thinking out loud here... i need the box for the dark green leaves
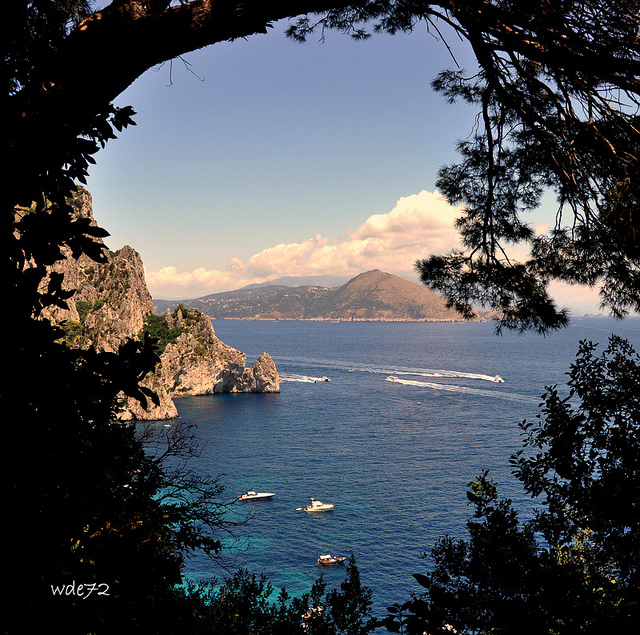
[412,573,431,589]
[416,252,570,334]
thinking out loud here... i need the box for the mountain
[154,270,483,322]
[242,274,351,290]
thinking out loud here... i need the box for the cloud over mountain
[145,190,602,313]
[146,190,462,297]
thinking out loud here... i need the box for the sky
[85,16,603,314]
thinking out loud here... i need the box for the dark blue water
[171,317,639,615]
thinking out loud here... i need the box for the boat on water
[318,554,346,565]
[387,375,400,382]
[239,491,275,501]
[493,375,504,383]
[304,498,334,512]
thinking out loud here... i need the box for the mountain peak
[154,270,483,323]
[341,269,398,287]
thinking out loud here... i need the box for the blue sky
[85,17,601,313]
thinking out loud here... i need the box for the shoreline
[209,316,487,323]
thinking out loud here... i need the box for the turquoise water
[169,317,640,615]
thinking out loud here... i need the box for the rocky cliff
[44,189,279,420]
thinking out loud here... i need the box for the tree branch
[50,1,355,107]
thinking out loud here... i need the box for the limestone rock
[43,188,280,420]
[248,353,280,393]
[118,372,179,421]
[159,312,280,396]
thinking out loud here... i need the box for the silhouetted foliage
[326,555,377,635]
[4,6,234,630]
[182,556,375,635]
[382,335,640,634]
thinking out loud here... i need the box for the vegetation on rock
[142,313,185,356]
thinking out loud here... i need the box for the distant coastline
[153,269,489,323]
[208,316,481,323]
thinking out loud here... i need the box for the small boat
[494,375,504,383]
[239,490,275,501]
[304,498,334,513]
[387,375,400,382]
[318,554,346,565]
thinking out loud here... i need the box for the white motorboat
[239,490,275,501]
[494,375,504,383]
[318,554,346,565]
[304,498,334,513]
[387,375,400,382]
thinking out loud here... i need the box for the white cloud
[147,264,253,296]
[146,190,463,297]
[246,234,331,277]
[350,190,460,243]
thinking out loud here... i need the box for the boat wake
[280,373,331,384]
[385,376,536,403]
[276,355,515,399]
[401,370,504,383]
[276,355,503,383]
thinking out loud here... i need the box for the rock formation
[43,188,279,420]
[156,307,279,398]
[119,307,279,421]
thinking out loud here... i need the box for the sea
[163,317,640,617]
